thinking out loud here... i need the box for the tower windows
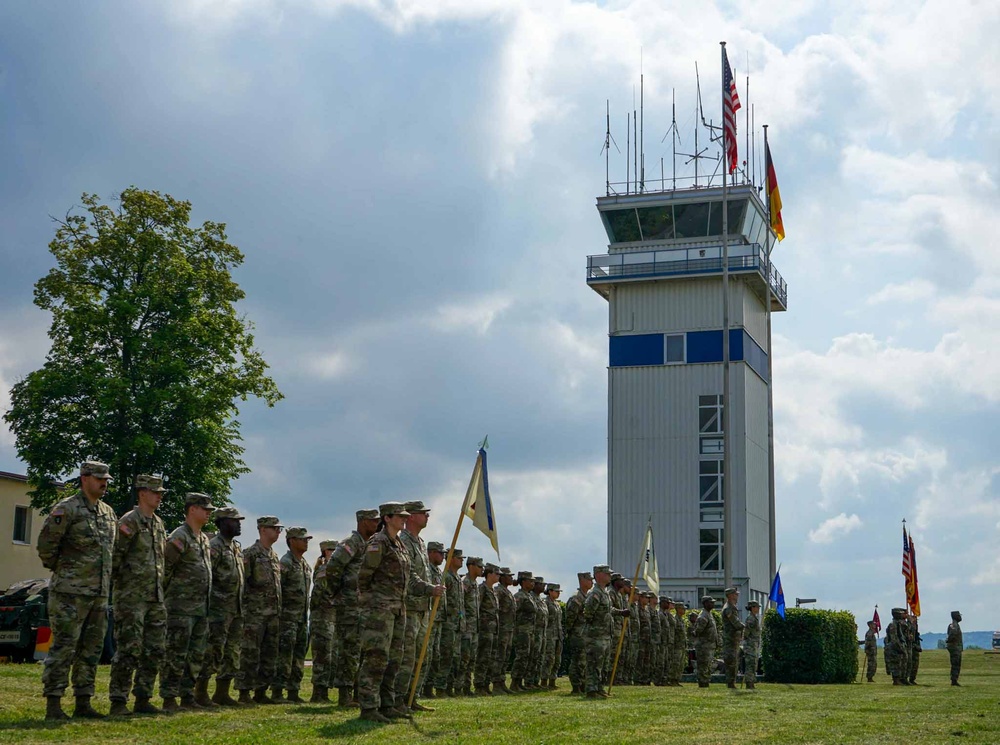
[665,334,685,363]
[699,528,724,571]
[699,394,724,569]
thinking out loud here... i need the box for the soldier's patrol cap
[951,610,961,619]
[403,500,430,513]
[467,556,484,568]
[286,527,312,540]
[214,506,244,520]
[665,597,675,604]
[891,607,905,615]
[185,493,215,510]
[257,516,283,528]
[533,576,544,586]
[622,578,632,586]
[517,571,534,582]
[484,563,500,575]
[659,596,670,603]
[356,509,379,521]
[724,587,739,595]
[866,619,875,626]
[701,595,715,604]
[547,584,561,593]
[610,572,623,582]
[499,567,513,576]
[320,539,339,550]
[379,502,410,517]
[450,548,464,559]
[135,474,168,492]
[746,601,760,609]
[578,571,593,581]
[80,461,113,480]
[427,541,445,553]
[675,600,686,607]
[593,564,611,575]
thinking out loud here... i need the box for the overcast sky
[1,0,997,633]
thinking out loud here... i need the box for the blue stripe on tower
[609,334,664,367]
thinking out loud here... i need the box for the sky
[1,0,998,633]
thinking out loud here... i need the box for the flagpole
[764,561,782,615]
[607,527,646,696]
[720,40,734,591]
[764,124,777,585]
[407,462,478,708]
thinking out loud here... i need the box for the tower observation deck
[589,180,786,608]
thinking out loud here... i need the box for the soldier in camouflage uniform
[946,610,963,686]
[646,593,661,684]
[635,592,651,684]
[908,614,922,684]
[692,596,719,688]
[863,620,878,682]
[544,584,563,689]
[308,539,338,702]
[160,493,215,711]
[420,541,447,698]
[236,516,283,704]
[742,600,761,689]
[583,565,629,698]
[509,571,536,692]
[625,580,641,684]
[492,567,515,694]
[395,501,438,713]
[436,548,465,697]
[607,574,627,685]
[326,508,380,708]
[356,502,443,723]
[720,587,744,689]
[474,563,500,695]
[656,597,674,685]
[564,572,592,694]
[197,506,245,708]
[526,575,548,690]
[672,601,688,685]
[107,474,167,716]
[37,461,117,720]
[884,608,907,685]
[274,527,312,702]
[460,557,484,695]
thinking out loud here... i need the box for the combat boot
[161,697,180,712]
[286,689,304,703]
[45,696,68,721]
[195,678,219,708]
[359,708,391,723]
[337,686,359,708]
[133,697,161,714]
[254,687,275,705]
[475,684,492,696]
[493,681,510,695]
[745,681,755,690]
[213,679,240,707]
[178,694,204,711]
[508,679,522,693]
[384,706,412,720]
[422,683,435,699]
[309,685,329,703]
[410,700,435,712]
[269,686,287,703]
[570,684,580,694]
[108,699,131,717]
[548,678,558,690]
[237,689,255,706]
[73,696,106,719]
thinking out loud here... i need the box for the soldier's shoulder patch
[367,544,381,552]
[119,522,134,536]
[342,543,354,556]
[50,507,64,517]
[170,537,185,551]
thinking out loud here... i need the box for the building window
[700,528,724,571]
[699,394,723,434]
[13,505,30,544]
[665,334,685,363]
[699,461,724,522]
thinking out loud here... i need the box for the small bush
[761,608,859,684]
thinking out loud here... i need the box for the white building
[587,182,786,608]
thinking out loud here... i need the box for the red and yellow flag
[902,525,920,617]
[765,142,785,241]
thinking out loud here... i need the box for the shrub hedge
[761,608,859,683]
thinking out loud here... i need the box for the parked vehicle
[0,578,49,662]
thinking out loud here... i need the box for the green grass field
[0,650,996,744]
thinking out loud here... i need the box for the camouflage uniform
[544,589,563,683]
[564,584,588,691]
[309,547,337,692]
[277,544,312,694]
[582,574,613,695]
[626,595,640,683]
[743,607,761,687]
[720,594,744,687]
[37,487,117,699]
[395,526,435,707]
[945,612,962,685]
[419,547,447,693]
[672,607,689,684]
[200,530,244,687]
[657,602,673,684]
[326,529,367,692]
[908,618,921,684]
[608,582,627,684]
[437,562,465,692]
[236,533,282,693]
[492,572,515,690]
[475,577,499,691]
[509,576,536,685]
[460,567,482,691]
[528,582,548,686]
[108,504,166,703]
[884,609,906,684]
[647,598,661,684]
[692,603,718,686]
[160,518,213,699]
[637,598,651,683]
[863,625,877,682]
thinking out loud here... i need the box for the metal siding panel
[614,279,751,335]
[742,284,768,349]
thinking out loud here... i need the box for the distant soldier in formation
[395,501,438,713]
[624,579,640,684]
[160,493,214,711]
[421,541,447,698]
[863,620,878,682]
[742,601,761,689]
[607,574,627,685]
[907,614,922,685]
[884,608,907,685]
[460,556,484,695]
[692,596,718,688]
[437,548,465,697]
[582,565,628,698]
[474,563,500,695]
[509,571,536,692]
[527,575,549,690]
[564,572,591,694]
[275,527,312,703]
[720,587,744,689]
[237,516,283,704]
[637,592,653,684]
[308,539,338,702]
[37,461,117,720]
[946,610,963,686]
[671,601,688,686]
[656,597,674,686]
[492,567,516,694]
[108,474,167,717]
[198,505,246,708]
[544,584,563,689]
[326,508,380,708]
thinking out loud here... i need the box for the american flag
[902,525,921,616]
[722,48,742,175]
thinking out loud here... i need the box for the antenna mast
[601,99,620,196]
[626,112,630,194]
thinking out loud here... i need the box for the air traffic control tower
[587,182,787,608]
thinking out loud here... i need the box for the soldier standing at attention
[308,539,338,702]
[582,565,629,698]
[37,461,117,721]
[946,610,963,686]
[863,620,878,682]
[564,572,592,694]
[108,474,167,717]
[635,592,651,684]
[198,506,245,708]
[274,527,312,703]
[356,503,443,723]
[436,548,465,697]
[460,557,484,696]
[544,584,563,690]
[236,516,283,704]
[646,593,660,685]
[508,572,536,692]
[607,574,628,686]
[160,493,215,711]
[420,541,447,698]
[692,596,719,688]
[664,598,681,686]
[742,601,761,689]
[908,614,922,684]
[721,587,744,689]
[527,575,548,690]
[672,601,688,685]
[326,509,380,708]
[474,563,501,695]
[624,579,640,684]
[395,501,437,713]
[656,597,674,686]
[491,567,516,695]
[884,608,907,685]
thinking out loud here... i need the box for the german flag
[765,142,785,241]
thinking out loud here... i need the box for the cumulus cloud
[809,513,863,544]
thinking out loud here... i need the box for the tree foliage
[3,188,283,526]
[761,608,860,684]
